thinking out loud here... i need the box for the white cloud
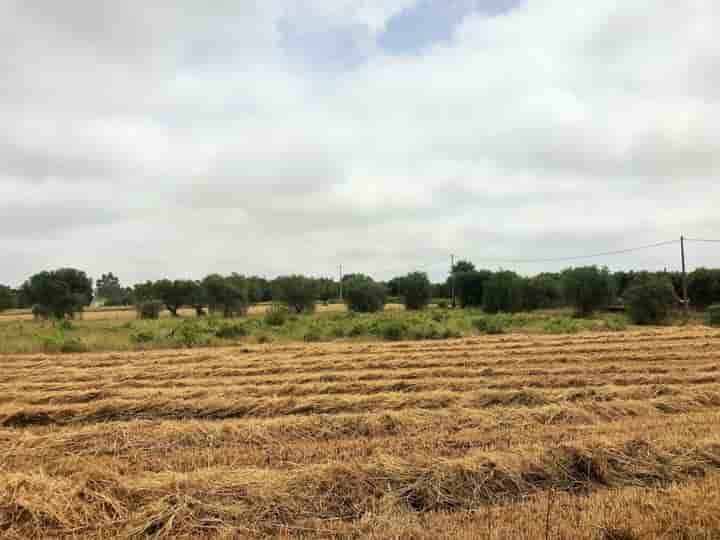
[1,0,719,286]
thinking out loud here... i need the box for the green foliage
[472,316,505,335]
[398,272,432,311]
[58,319,74,331]
[130,330,156,343]
[343,275,387,313]
[171,320,210,348]
[604,314,628,331]
[436,300,448,309]
[154,279,197,317]
[455,270,493,307]
[203,274,248,317]
[381,320,407,341]
[21,268,93,319]
[264,304,289,326]
[562,266,614,317]
[303,327,324,342]
[95,272,131,306]
[482,271,525,314]
[625,275,677,325]
[136,300,163,320]
[452,260,476,274]
[273,275,317,314]
[524,273,563,310]
[688,268,720,308]
[706,305,720,327]
[0,285,17,312]
[543,317,580,334]
[43,333,88,353]
[214,323,248,339]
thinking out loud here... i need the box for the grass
[1,326,720,538]
[0,307,634,354]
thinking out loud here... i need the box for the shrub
[264,304,289,326]
[688,268,720,308]
[171,320,210,348]
[58,319,74,331]
[398,272,432,311]
[331,325,346,338]
[381,320,407,341]
[303,327,323,342]
[473,316,505,335]
[455,270,493,307]
[130,330,155,343]
[273,275,317,314]
[136,300,163,320]
[436,300,448,309]
[604,314,628,331]
[543,317,580,334]
[43,335,88,353]
[348,323,368,337]
[625,275,677,325]
[706,304,720,327]
[482,271,525,314]
[215,323,248,339]
[343,275,387,313]
[562,266,614,317]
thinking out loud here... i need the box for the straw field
[2,326,720,538]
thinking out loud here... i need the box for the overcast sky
[1,1,719,286]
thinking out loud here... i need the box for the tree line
[1,262,719,324]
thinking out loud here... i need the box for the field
[0,306,631,355]
[2,325,720,538]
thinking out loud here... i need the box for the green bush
[330,325,346,338]
[273,275,318,314]
[303,327,324,342]
[264,304,289,326]
[130,330,155,343]
[625,275,677,325]
[343,275,386,313]
[455,270,493,307]
[215,323,248,339]
[706,305,720,327]
[43,335,88,353]
[171,320,210,348]
[543,317,580,334]
[562,266,614,317]
[58,319,74,331]
[604,315,628,331]
[398,272,432,311]
[348,323,368,337]
[136,300,163,320]
[473,316,505,335]
[482,271,525,314]
[436,300,448,309]
[381,320,407,341]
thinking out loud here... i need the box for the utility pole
[450,254,456,308]
[338,264,343,301]
[681,236,689,318]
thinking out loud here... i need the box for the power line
[465,239,679,265]
[685,238,720,243]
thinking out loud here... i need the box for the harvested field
[2,326,720,538]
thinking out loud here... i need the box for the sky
[1,0,719,287]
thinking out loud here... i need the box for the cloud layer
[2,0,719,286]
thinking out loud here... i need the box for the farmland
[2,326,720,538]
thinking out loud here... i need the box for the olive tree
[273,275,318,314]
[561,266,614,317]
[343,275,386,313]
[398,272,432,311]
[21,268,93,319]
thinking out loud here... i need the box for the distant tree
[625,274,677,325]
[455,270,493,307]
[203,274,248,317]
[431,281,450,299]
[524,273,563,310]
[482,270,525,314]
[187,281,209,316]
[343,275,386,313]
[562,266,614,317]
[21,268,93,319]
[0,285,16,312]
[133,281,158,303]
[154,279,196,317]
[95,272,131,306]
[316,278,338,303]
[452,260,476,274]
[247,276,271,304]
[398,272,432,310]
[386,276,404,297]
[273,275,318,313]
[688,268,720,308]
